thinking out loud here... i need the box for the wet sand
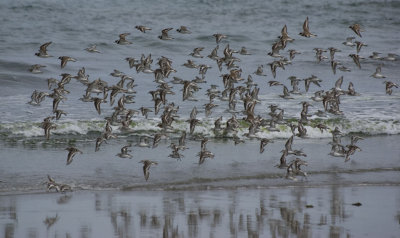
[1,185,399,238]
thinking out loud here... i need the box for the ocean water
[0,0,400,237]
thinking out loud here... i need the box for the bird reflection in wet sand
[57,194,73,204]
[43,214,59,230]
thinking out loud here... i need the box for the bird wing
[143,164,150,181]
[39,41,52,53]
[335,76,343,89]
[285,136,293,151]
[162,28,173,35]
[66,151,74,165]
[303,17,309,32]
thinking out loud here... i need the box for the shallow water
[1,0,400,237]
[1,135,399,192]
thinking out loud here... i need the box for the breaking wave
[1,116,399,140]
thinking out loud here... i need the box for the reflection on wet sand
[0,185,399,238]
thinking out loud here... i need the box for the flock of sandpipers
[25,17,398,191]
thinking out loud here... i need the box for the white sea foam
[1,117,399,139]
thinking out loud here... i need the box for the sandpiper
[325,49,336,62]
[35,41,52,58]
[342,37,356,47]
[65,147,83,165]
[254,65,267,76]
[93,97,106,115]
[95,136,107,152]
[190,47,204,58]
[330,60,341,75]
[213,33,227,44]
[115,33,132,45]
[85,45,101,53]
[349,23,363,37]
[369,52,383,60]
[183,59,198,68]
[299,17,317,37]
[239,47,251,55]
[151,134,163,148]
[54,109,67,120]
[42,121,56,140]
[349,54,361,69]
[169,143,184,160]
[139,106,152,119]
[277,150,288,168]
[137,136,151,147]
[260,138,273,153]
[279,24,295,43]
[384,53,398,61]
[207,45,219,60]
[58,56,77,69]
[268,80,283,87]
[288,49,301,60]
[371,65,386,78]
[198,150,214,165]
[279,86,294,99]
[286,158,308,180]
[316,124,329,133]
[345,145,361,162]
[135,25,152,33]
[176,26,191,34]
[338,65,351,72]
[139,160,158,181]
[29,64,46,73]
[355,41,367,53]
[304,75,322,92]
[159,28,174,40]
[116,144,133,159]
[347,82,360,96]
[384,81,399,95]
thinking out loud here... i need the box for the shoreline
[1,181,400,197]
